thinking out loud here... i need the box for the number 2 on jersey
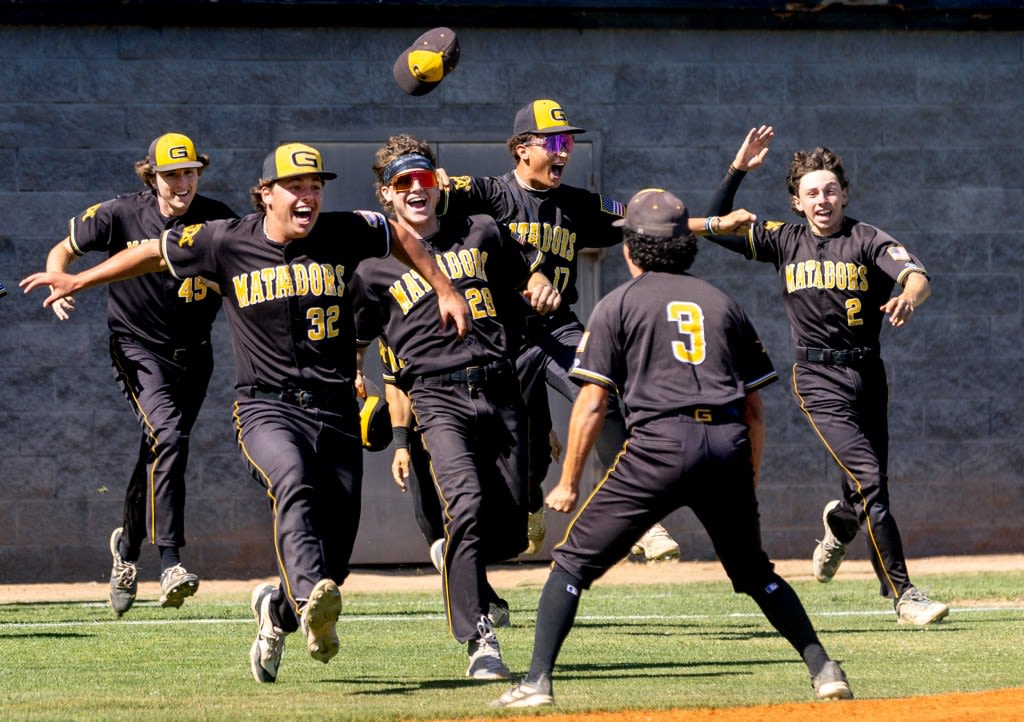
[667,301,706,365]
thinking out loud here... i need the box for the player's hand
[881,295,915,328]
[545,481,578,514]
[391,449,411,492]
[523,284,561,315]
[732,125,774,172]
[50,294,76,321]
[435,167,452,191]
[437,289,472,339]
[354,369,366,399]
[715,209,757,235]
[549,430,563,463]
[20,271,81,309]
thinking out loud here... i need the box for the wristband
[392,425,411,449]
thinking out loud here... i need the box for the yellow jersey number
[667,301,706,365]
[466,287,497,319]
[177,277,209,303]
[845,298,864,327]
[307,305,341,340]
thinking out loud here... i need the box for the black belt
[418,361,512,388]
[244,386,348,410]
[678,403,742,424]
[796,346,876,366]
[114,335,210,363]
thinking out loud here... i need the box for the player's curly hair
[786,146,849,218]
[134,155,209,190]
[623,229,698,274]
[373,134,437,213]
[507,133,534,162]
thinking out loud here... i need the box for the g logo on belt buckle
[694,408,713,423]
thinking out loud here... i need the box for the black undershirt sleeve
[704,166,750,255]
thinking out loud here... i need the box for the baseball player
[492,189,852,708]
[704,138,949,625]
[351,134,560,679]
[440,100,753,560]
[40,132,237,617]
[21,142,471,683]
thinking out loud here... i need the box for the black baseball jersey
[743,218,929,350]
[443,172,624,310]
[160,211,391,394]
[351,213,534,381]
[69,190,237,346]
[571,271,777,428]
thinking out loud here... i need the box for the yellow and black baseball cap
[393,27,460,96]
[148,132,204,172]
[261,143,338,183]
[512,99,585,136]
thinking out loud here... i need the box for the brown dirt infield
[4,555,1023,721]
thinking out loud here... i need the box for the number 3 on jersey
[307,305,340,340]
[667,301,706,365]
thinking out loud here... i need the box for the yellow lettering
[785,264,796,293]
[822,261,835,289]
[293,264,309,295]
[389,279,414,313]
[565,232,576,261]
[321,264,337,296]
[443,251,463,279]
[274,266,294,299]
[232,274,251,308]
[260,267,276,299]
[249,270,266,304]
[309,264,323,295]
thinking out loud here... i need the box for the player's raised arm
[388,221,471,339]
[21,242,166,308]
[43,237,80,320]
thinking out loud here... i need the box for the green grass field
[2,570,1022,721]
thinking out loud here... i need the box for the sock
[159,546,181,572]
[525,567,583,690]
[748,574,826,675]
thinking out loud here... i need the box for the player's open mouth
[550,164,564,180]
[407,196,429,210]
[294,208,314,221]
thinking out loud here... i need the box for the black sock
[525,567,583,690]
[159,546,181,572]
[748,574,827,677]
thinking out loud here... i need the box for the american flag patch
[355,210,385,227]
[600,195,625,218]
[887,245,911,261]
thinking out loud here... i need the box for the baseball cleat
[301,579,342,663]
[429,538,444,574]
[896,587,950,626]
[159,564,199,608]
[812,500,846,583]
[249,583,285,683]
[812,660,853,700]
[488,599,511,628]
[524,508,546,556]
[108,527,138,618]
[630,522,680,562]
[490,680,554,708]
[466,616,510,680]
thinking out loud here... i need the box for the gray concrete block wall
[0,22,1021,583]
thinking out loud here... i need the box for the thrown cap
[359,377,393,452]
[262,143,338,182]
[393,27,460,96]
[613,188,691,238]
[148,133,204,172]
[513,99,585,136]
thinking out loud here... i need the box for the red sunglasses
[390,169,438,192]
